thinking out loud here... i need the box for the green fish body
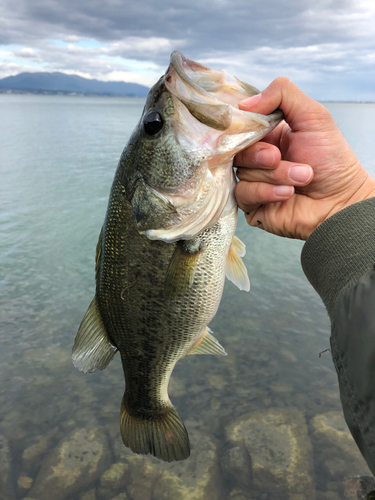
[72,51,283,462]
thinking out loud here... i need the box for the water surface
[1,95,374,499]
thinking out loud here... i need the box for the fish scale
[72,50,283,462]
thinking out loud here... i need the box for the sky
[1,0,375,101]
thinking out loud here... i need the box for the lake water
[1,95,375,500]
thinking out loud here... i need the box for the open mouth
[135,51,283,243]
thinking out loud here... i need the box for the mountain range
[0,72,149,96]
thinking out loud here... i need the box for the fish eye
[143,111,163,136]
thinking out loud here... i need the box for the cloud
[12,47,39,59]
[0,0,374,99]
[110,37,187,58]
[0,0,367,51]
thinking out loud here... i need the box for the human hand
[234,77,375,240]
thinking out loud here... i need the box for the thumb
[239,77,333,133]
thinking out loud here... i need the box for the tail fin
[120,399,190,462]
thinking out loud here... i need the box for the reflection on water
[1,95,374,499]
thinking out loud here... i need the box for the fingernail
[256,148,274,167]
[239,93,262,109]
[289,166,312,183]
[274,185,293,197]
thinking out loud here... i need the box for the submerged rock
[226,408,316,500]
[29,427,110,500]
[168,376,186,397]
[17,474,33,489]
[0,434,14,500]
[109,494,128,500]
[311,412,369,479]
[27,345,71,371]
[315,492,342,500]
[79,489,97,500]
[279,347,298,364]
[343,476,375,499]
[97,461,128,498]
[221,441,253,489]
[22,428,58,466]
[208,374,228,390]
[226,489,254,500]
[112,421,221,500]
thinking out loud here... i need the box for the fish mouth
[167,51,260,112]
[136,51,283,243]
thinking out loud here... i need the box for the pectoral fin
[72,296,117,373]
[225,236,250,291]
[188,327,227,356]
[231,235,246,257]
[164,239,203,297]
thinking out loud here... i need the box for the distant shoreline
[321,100,375,104]
[0,88,146,97]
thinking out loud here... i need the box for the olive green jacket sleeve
[301,197,375,475]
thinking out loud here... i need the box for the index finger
[239,77,333,133]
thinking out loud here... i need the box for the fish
[72,51,283,462]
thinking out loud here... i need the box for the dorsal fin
[188,327,227,356]
[72,296,117,373]
[225,236,250,291]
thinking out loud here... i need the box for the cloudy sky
[1,0,374,100]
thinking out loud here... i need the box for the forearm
[301,197,375,475]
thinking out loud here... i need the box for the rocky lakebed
[1,334,374,500]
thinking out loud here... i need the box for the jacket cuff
[301,197,375,316]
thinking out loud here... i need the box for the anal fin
[225,235,250,291]
[72,296,117,373]
[188,327,227,356]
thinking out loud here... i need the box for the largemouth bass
[72,51,282,462]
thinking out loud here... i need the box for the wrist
[323,173,375,225]
[303,170,375,241]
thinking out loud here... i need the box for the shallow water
[1,95,375,499]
